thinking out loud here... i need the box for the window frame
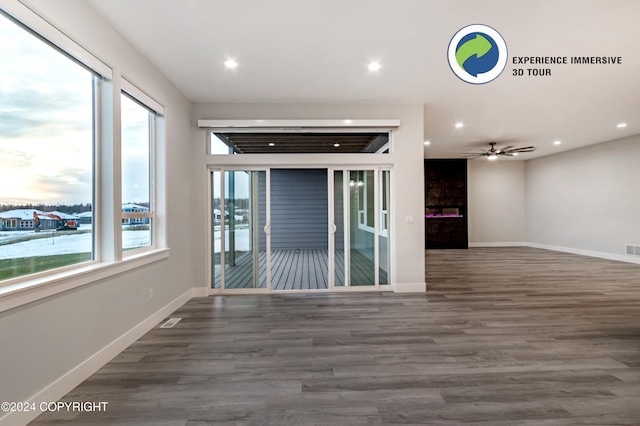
[0,0,169,313]
[357,170,375,233]
[0,8,99,281]
[120,87,160,255]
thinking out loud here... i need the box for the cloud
[25,168,93,205]
[0,86,92,140]
[0,148,35,169]
[0,15,151,207]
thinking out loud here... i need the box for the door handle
[330,223,337,234]
[263,224,270,235]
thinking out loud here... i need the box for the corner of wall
[395,281,426,293]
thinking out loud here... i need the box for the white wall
[526,134,640,259]
[0,1,196,423]
[192,103,426,292]
[468,159,526,246]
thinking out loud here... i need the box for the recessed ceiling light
[343,119,352,124]
[455,122,464,129]
[268,142,275,147]
[617,123,627,128]
[334,143,340,147]
[224,59,238,68]
[424,140,431,146]
[553,140,562,145]
[512,152,519,156]
[368,62,381,71]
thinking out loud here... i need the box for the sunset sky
[0,13,149,207]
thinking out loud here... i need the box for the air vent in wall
[625,245,640,256]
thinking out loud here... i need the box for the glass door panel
[332,168,391,287]
[212,171,222,288]
[349,170,376,286]
[379,170,391,285]
[270,168,329,290]
[225,170,267,289]
[212,167,389,291]
[211,170,267,290]
[334,171,346,287]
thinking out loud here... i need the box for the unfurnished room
[0,1,639,425]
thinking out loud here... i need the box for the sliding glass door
[332,168,391,288]
[212,169,267,290]
[211,167,390,291]
[269,169,329,290]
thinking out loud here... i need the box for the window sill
[0,248,170,313]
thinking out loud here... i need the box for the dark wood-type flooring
[32,247,640,425]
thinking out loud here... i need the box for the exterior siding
[270,169,328,250]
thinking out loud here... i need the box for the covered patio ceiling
[214,132,389,154]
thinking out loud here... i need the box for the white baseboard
[192,286,209,297]
[394,281,426,293]
[1,288,194,426]
[469,242,527,248]
[526,242,640,265]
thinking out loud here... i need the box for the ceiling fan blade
[462,153,485,158]
[507,146,536,153]
[499,146,514,152]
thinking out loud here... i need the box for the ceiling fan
[464,142,536,160]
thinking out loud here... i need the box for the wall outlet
[149,288,154,301]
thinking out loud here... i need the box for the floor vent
[626,245,640,256]
[160,318,182,328]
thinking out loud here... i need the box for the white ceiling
[87,0,640,159]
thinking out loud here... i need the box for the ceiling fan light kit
[464,142,536,160]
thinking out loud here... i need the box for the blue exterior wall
[269,169,328,250]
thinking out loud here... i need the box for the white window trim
[355,169,390,237]
[379,170,390,238]
[198,119,399,130]
[122,77,165,116]
[356,171,375,233]
[380,210,389,237]
[0,0,112,78]
[0,249,170,313]
[0,1,169,311]
[120,84,165,256]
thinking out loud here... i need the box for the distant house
[0,212,20,231]
[122,203,150,226]
[0,209,79,230]
[0,209,41,230]
[75,211,93,225]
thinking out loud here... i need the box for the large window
[121,93,154,251]
[0,12,95,281]
[0,5,165,293]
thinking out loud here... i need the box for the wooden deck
[214,249,387,290]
